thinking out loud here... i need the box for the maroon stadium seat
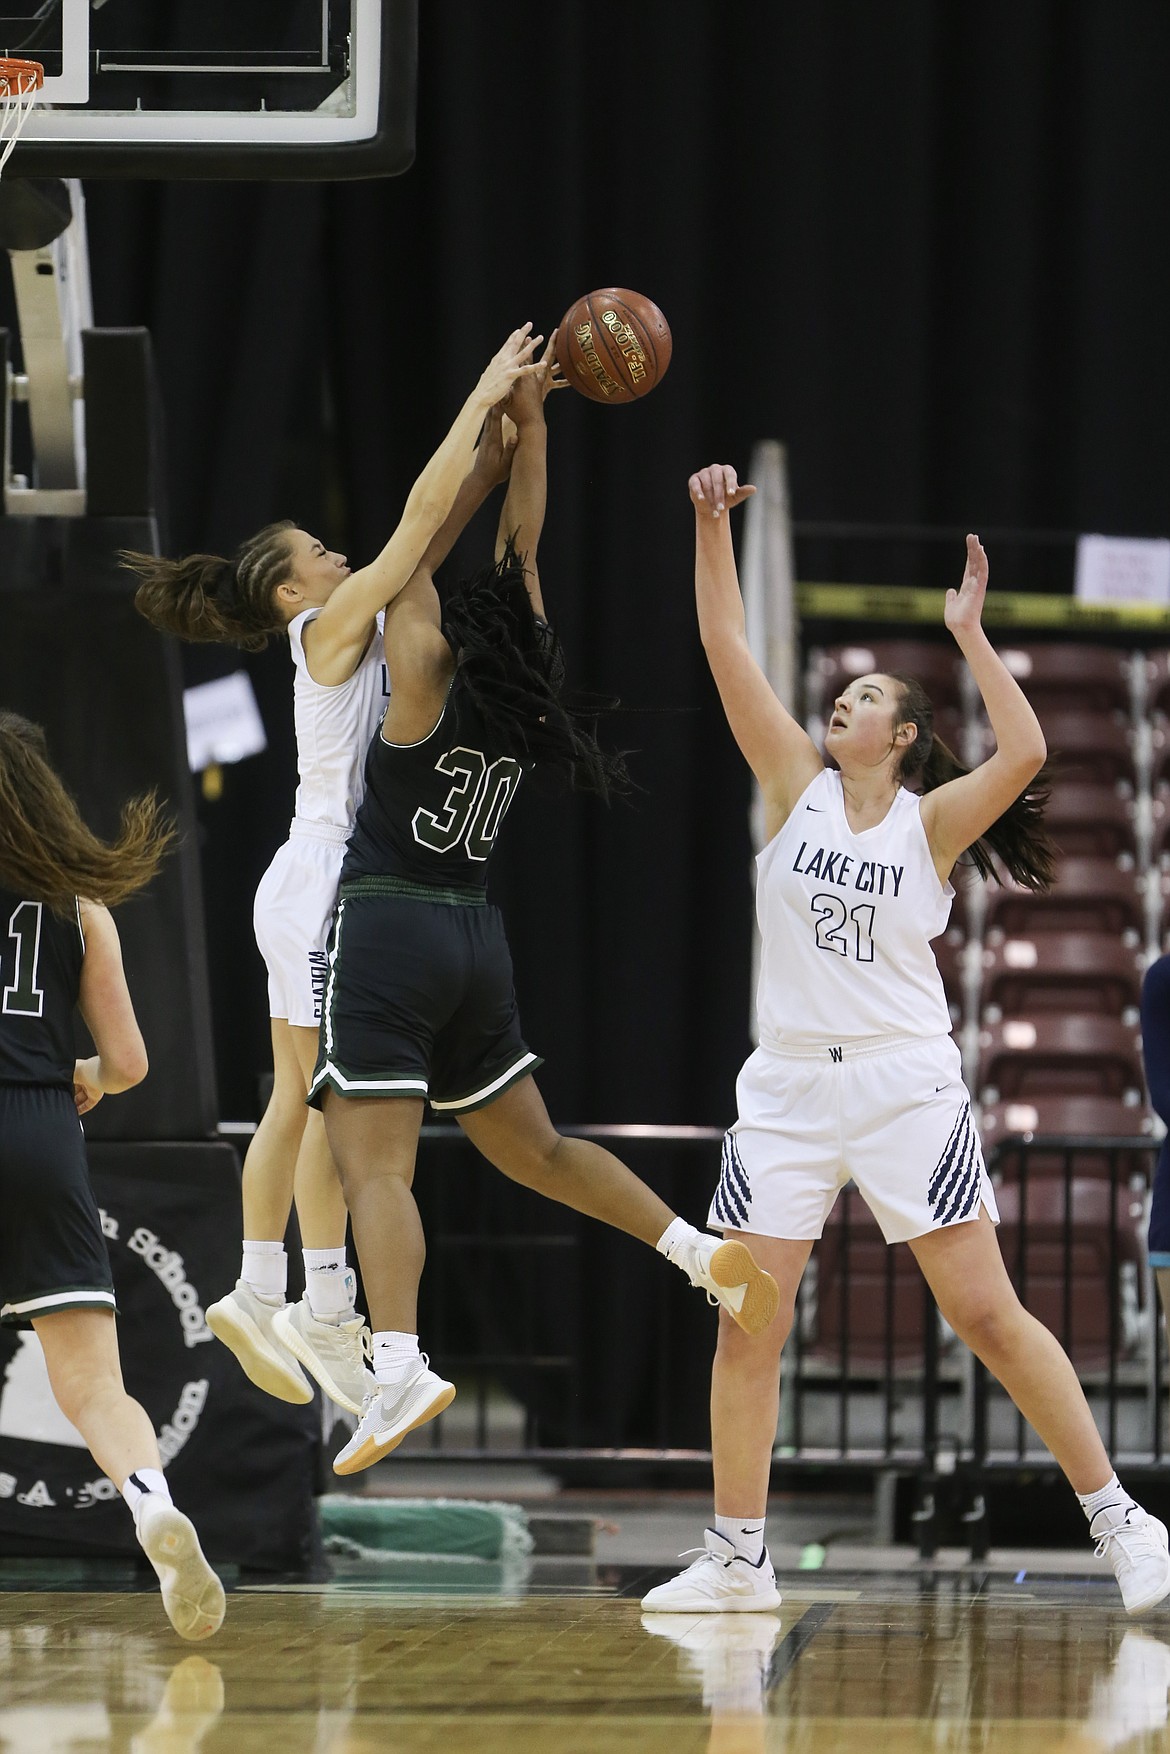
[976,1014,1145,1101]
[979,933,1144,1018]
[997,644,1133,716]
[994,1178,1144,1370]
[1044,782,1138,859]
[983,859,1145,938]
[808,1188,928,1366]
[1036,709,1136,786]
[979,1092,1152,1156]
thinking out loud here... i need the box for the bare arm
[74,902,148,1112]
[493,334,565,619]
[919,535,1047,881]
[303,325,542,685]
[690,464,823,842]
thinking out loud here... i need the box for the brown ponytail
[124,520,297,653]
[891,674,1056,892]
[0,713,175,912]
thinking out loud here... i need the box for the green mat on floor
[319,1496,533,1564]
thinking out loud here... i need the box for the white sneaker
[1095,1508,1170,1615]
[640,1528,782,1613]
[332,1357,456,1477]
[670,1235,779,1336]
[271,1300,376,1416]
[205,1280,312,1405]
[136,1497,225,1642]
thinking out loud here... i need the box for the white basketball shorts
[252,819,350,1028]
[709,1032,999,1246]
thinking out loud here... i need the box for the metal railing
[401,1125,1164,1550]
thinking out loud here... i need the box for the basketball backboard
[1,0,415,179]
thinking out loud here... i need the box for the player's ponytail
[0,712,175,912]
[892,674,1055,892]
[124,520,297,652]
[442,543,630,801]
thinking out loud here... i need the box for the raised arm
[73,901,148,1113]
[303,325,542,684]
[690,464,823,842]
[919,536,1047,880]
[493,334,565,619]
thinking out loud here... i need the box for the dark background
[47,0,1170,1124]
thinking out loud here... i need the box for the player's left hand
[689,464,756,519]
[506,332,567,425]
[945,534,989,640]
[73,1056,104,1115]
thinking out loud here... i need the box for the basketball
[554,287,672,403]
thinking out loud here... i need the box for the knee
[715,1303,791,1379]
[43,1354,117,1430]
[943,1291,1024,1362]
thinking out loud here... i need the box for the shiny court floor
[2,1555,1169,1752]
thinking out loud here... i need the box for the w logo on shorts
[928,1102,983,1225]
[712,1132,752,1229]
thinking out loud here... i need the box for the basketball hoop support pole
[4,176,91,515]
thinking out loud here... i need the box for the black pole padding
[82,327,167,522]
[0,177,72,251]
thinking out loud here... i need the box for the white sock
[373,1330,421,1390]
[656,1216,702,1262]
[122,1467,171,1520]
[1078,1473,1141,1539]
[715,1512,766,1565]
[303,1248,357,1322]
[241,1240,286,1304]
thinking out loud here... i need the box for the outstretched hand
[476,323,545,408]
[945,534,989,641]
[688,464,756,520]
[505,330,568,427]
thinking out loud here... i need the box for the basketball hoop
[0,58,43,177]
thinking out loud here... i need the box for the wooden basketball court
[2,1554,1167,1750]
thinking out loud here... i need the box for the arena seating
[802,638,1168,1369]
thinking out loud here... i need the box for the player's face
[287,529,352,604]
[824,674,903,767]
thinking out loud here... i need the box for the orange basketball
[554,287,672,404]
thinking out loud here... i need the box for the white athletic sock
[656,1217,703,1262]
[1078,1473,1141,1539]
[715,1512,766,1565]
[122,1467,171,1520]
[303,1249,357,1323]
[372,1330,421,1391]
[241,1240,286,1304]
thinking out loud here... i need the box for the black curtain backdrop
[68,0,1170,1126]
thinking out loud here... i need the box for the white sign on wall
[1074,534,1170,605]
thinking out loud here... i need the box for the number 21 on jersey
[812,893,875,963]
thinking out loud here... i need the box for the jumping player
[643,463,1170,1618]
[0,712,224,1640]
[310,361,781,1476]
[128,326,543,1420]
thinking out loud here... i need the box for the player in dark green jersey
[0,713,225,1639]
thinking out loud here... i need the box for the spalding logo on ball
[555,288,672,403]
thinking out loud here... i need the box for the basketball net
[0,58,44,177]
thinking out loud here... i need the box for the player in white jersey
[643,462,1170,1622]
[128,326,544,1418]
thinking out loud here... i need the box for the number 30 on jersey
[413,747,522,863]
